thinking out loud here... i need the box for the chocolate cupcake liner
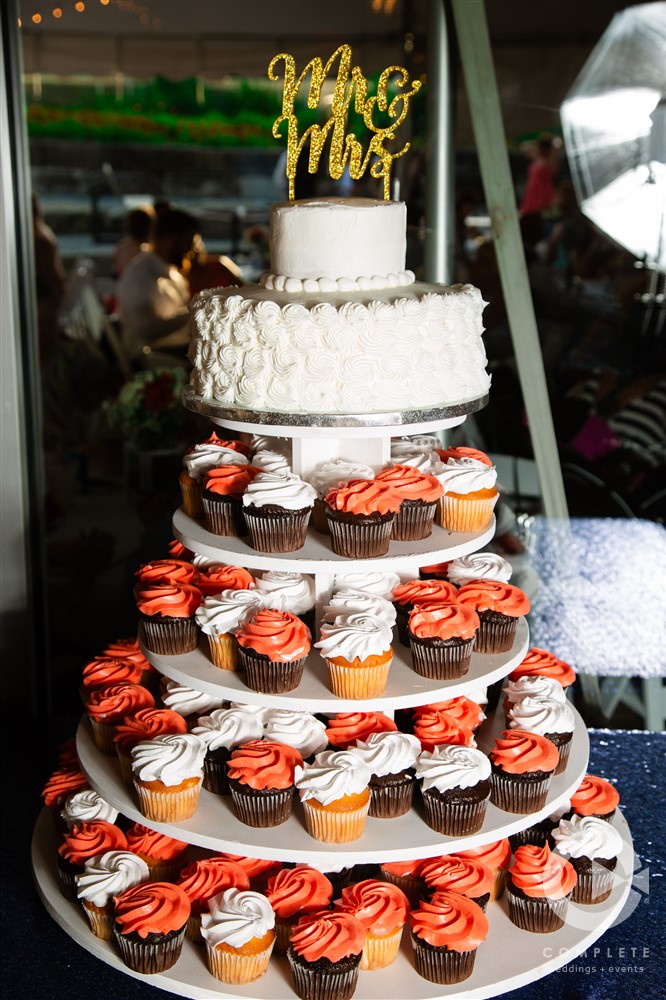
[141,857,187,883]
[114,925,187,973]
[207,632,238,670]
[326,512,394,558]
[302,798,369,843]
[545,731,573,775]
[133,778,202,822]
[391,499,437,541]
[436,492,498,533]
[206,939,274,983]
[115,747,134,786]
[297,607,316,634]
[88,718,118,756]
[140,615,199,656]
[362,926,403,970]
[394,603,412,647]
[409,634,474,680]
[202,748,232,795]
[229,781,295,827]
[475,612,517,654]
[509,822,555,851]
[202,495,247,537]
[507,890,570,932]
[56,856,81,902]
[311,497,331,534]
[81,901,114,940]
[410,933,477,984]
[244,507,311,553]
[368,775,414,818]
[288,951,361,1000]
[239,647,306,693]
[490,770,552,813]
[421,786,489,835]
[380,870,422,908]
[274,917,295,955]
[571,863,615,904]
[326,657,392,699]
[186,912,203,944]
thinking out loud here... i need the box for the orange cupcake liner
[489,867,507,901]
[205,940,274,984]
[302,797,370,843]
[326,657,392,699]
[179,474,203,519]
[133,777,202,822]
[88,718,119,756]
[208,632,238,670]
[81,900,114,940]
[362,925,404,969]
[436,492,498,532]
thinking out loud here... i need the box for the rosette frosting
[456,580,530,617]
[509,647,576,687]
[235,608,311,662]
[412,696,485,730]
[454,839,511,871]
[412,710,476,750]
[183,440,249,480]
[392,578,458,606]
[194,562,255,597]
[323,588,397,627]
[325,478,402,516]
[101,637,150,670]
[227,739,303,790]
[416,744,490,791]
[315,612,393,662]
[178,858,250,912]
[570,774,620,816]
[295,749,371,805]
[420,856,494,898]
[289,910,365,962]
[81,656,143,690]
[552,814,623,861]
[490,729,559,775]
[375,464,443,502]
[201,888,275,948]
[308,459,376,498]
[130,733,207,786]
[113,708,188,751]
[254,570,315,615]
[136,583,202,619]
[435,445,492,466]
[192,707,263,751]
[61,789,118,828]
[333,570,401,599]
[335,879,410,934]
[446,551,512,587]
[325,712,397,748]
[203,464,259,497]
[76,850,149,907]
[59,820,127,864]
[242,470,316,510]
[266,866,333,918]
[508,844,577,899]
[42,767,89,809]
[125,823,188,861]
[134,559,199,591]
[195,588,266,636]
[113,881,191,938]
[410,890,488,951]
[353,731,421,777]
[508,695,575,735]
[160,679,225,719]
[85,682,154,723]
[503,674,567,706]
[408,602,480,641]
[263,710,328,758]
[251,449,291,474]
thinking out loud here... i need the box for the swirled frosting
[81,656,143,690]
[447,551,512,586]
[325,479,401,516]
[433,456,497,495]
[335,879,410,934]
[255,570,315,615]
[42,766,89,809]
[263,710,328,758]
[125,823,188,861]
[201,887,275,948]
[242,470,316,510]
[61,789,118,828]
[114,881,191,938]
[183,440,249,480]
[114,708,188,752]
[250,449,291,474]
[490,729,559,774]
[380,859,423,877]
[503,674,567,706]
[324,588,397,628]
[295,749,371,805]
[289,909,365,962]
[420,856,494,898]
[509,844,577,899]
[413,696,485,730]
[390,437,439,470]
[136,583,202,619]
[408,602,480,641]
[85,682,154,723]
[192,707,263,751]
[456,579,530,617]
[325,712,397,748]
[552,814,623,861]
[101,637,151,669]
[508,695,575,736]
[413,709,477,750]
[375,464,443,502]
[435,446,492,466]
[266,866,333,918]
[135,559,199,591]
[214,853,282,883]
[194,562,255,596]
[416,745,490,791]
[570,774,620,816]
[130,733,206,786]
[227,739,303,790]
[236,608,311,662]
[203,464,259,497]
[353,731,421,777]
[195,588,266,636]
[454,839,512,871]
[410,891,488,951]
[177,858,250,911]
[59,820,127,864]
[76,850,149,907]
[160,679,225,719]
[334,570,401,599]
[510,647,576,687]
[315,612,393,662]
[392,578,458,606]
[308,459,376,498]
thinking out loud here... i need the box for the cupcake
[266,865,334,953]
[509,646,577,688]
[324,479,402,558]
[570,773,620,821]
[453,838,512,901]
[295,749,371,843]
[415,744,491,835]
[113,881,190,973]
[391,578,458,646]
[412,709,477,751]
[446,550,512,587]
[180,431,250,519]
[84,681,155,755]
[508,801,571,852]
[227,740,303,827]
[242,470,316,552]
[60,789,118,830]
[136,583,203,655]
[160,677,226,730]
[325,711,398,749]
[167,538,194,560]
[262,709,328,762]
[379,859,423,908]
[193,561,255,597]
[308,459,376,534]
[456,579,530,653]
[57,820,128,901]
[412,696,486,732]
[287,909,365,1000]
[80,655,143,701]
[506,843,577,932]
[420,855,494,910]
[374,464,443,540]
[334,879,410,970]
[130,732,206,822]
[125,822,189,883]
[323,588,397,630]
[353,731,421,818]
[41,765,90,834]
[215,853,283,894]
[177,857,250,942]
[489,729,559,814]
[254,570,316,632]
[333,570,401,600]
[315,612,394,699]
[502,673,567,722]
[551,814,623,903]
[201,887,276,984]
[191,707,263,795]
[201,464,259,536]
[407,602,480,680]
[236,607,311,693]
[75,850,149,940]
[409,890,488,984]
[134,558,199,597]
[433,455,499,532]
[114,707,188,785]
[100,636,159,697]
[195,588,265,670]
[507,695,576,774]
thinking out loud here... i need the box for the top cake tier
[264,197,411,290]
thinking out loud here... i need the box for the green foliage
[108,368,189,450]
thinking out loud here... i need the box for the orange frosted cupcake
[236,607,311,693]
[410,889,488,984]
[195,588,265,670]
[456,579,530,653]
[324,479,402,558]
[84,681,155,755]
[215,853,283,893]
[201,887,276,984]
[100,636,159,697]
[288,909,365,1000]
[489,729,559,813]
[570,773,620,821]
[420,855,494,910]
[57,819,128,901]
[392,578,459,646]
[296,749,371,844]
[506,843,577,932]
[41,764,90,834]
[130,732,206,822]
[134,558,199,599]
[202,464,260,536]
[315,612,394,699]
[412,709,477,751]
[80,655,143,703]
[454,838,512,901]
[266,865,334,953]
[412,696,485,732]
[308,459,375,534]
[509,646,577,688]
[195,562,255,597]
[180,431,251,519]
[114,707,187,784]
[125,822,189,882]
[227,739,303,827]
[325,711,398,750]
[113,881,191,973]
[178,857,250,942]
[334,878,410,970]
[433,455,498,532]
[136,582,203,655]
[375,464,443,540]
[433,445,493,466]
[408,602,480,680]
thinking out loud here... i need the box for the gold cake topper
[268,44,421,201]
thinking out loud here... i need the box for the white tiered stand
[33,396,634,999]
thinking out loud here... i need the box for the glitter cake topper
[268,44,421,200]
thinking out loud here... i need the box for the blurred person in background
[113,205,155,279]
[519,135,561,217]
[184,232,244,297]
[31,190,66,360]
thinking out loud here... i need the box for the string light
[31,12,41,22]
[75,2,85,11]
[52,7,62,18]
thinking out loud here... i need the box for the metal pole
[425,0,454,284]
